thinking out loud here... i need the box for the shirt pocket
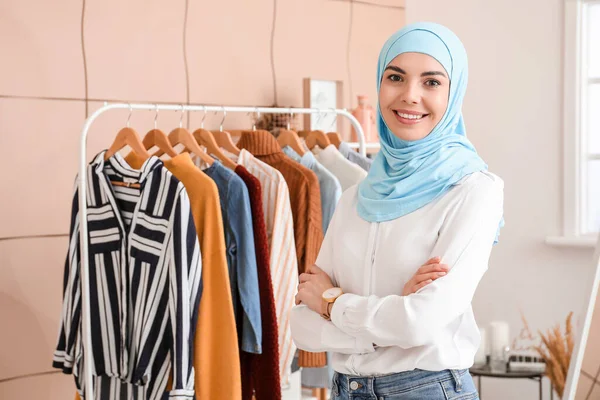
[86,204,122,254]
[129,213,169,266]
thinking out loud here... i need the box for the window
[553,0,600,246]
[582,2,600,234]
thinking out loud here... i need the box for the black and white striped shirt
[53,152,202,400]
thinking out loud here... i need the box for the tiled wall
[0,0,404,398]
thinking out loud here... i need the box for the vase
[350,95,376,143]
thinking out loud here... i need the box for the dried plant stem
[527,312,574,399]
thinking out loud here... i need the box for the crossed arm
[290,180,503,353]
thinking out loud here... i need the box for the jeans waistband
[333,369,467,396]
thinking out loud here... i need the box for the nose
[401,82,421,104]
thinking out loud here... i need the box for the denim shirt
[204,161,262,354]
[283,147,342,233]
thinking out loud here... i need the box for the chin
[389,126,429,142]
[383,112,432,141]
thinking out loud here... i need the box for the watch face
[323,287,343,299]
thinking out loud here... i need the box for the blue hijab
[357,22,504,243]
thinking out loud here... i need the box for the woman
[290,22,504,399]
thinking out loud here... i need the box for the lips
[392,109,429,125]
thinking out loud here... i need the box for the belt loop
[345,373,350,390]
[332,372,340,396]
[450,369,463,392]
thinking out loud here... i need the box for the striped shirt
[53,152,202,400]
[235,149,299,386]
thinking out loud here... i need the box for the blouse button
[350,381,359,390]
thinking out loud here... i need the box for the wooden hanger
[194,128,238,170]
[104,108,150,189]
[304,129,331,150]
[277,129,306,156]
[197,107,240,160]
[104,126,151,161]
[211,130,241,156]
[159,107,214,165]
[326,132,342,149]
[144,129,178,157]
[143,108,178,157]
[104,106,152,163]
[167,126,214,165]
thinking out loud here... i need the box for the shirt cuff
[331,293,361,332]
[330,294,375,353]
[354,334,376,353]
[52,351,74,374]
[167,389,194,399]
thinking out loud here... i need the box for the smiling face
[379,52,450,142]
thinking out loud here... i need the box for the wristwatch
[321,287,343,320]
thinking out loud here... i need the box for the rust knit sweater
[237,130,326,368]
[237,130,324,275]
[235,165,281,400]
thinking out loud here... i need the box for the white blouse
[312,145,367,191]
[290,171,504,376]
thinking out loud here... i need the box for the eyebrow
[385,65,447,78]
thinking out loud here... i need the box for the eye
[387,74,402,82]
[425,79,441,87]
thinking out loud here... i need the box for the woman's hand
[295,264,334,315]
[402,256,449,296]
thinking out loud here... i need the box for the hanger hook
[315,109,324,126]
[329,108,337,130]
[201,106,207,129]
[253,108,260,131]
[287,107,294,130]
[154,104,159,129]
[179,105,185,128]
[127,103,133,128]
[213,110,219,128]
[220,107,226,132]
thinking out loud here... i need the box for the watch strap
[321,299,335,320]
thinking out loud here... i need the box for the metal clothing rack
[76,102,367,399]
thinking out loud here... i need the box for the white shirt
[290,171,504,376]
[313,145,367,191]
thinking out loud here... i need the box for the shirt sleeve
[53,184,81,374]
[290,305,375,354]
[229,177,262,354]
[303,169,325,272]
[330,176,504,349]
[166,187,202,399]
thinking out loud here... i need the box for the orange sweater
[75,152,241,400]
[237,131,326,368]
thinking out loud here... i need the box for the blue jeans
[331,369,479,399]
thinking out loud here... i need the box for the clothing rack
[76,102,367,399]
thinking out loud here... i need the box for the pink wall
[0,0,404,398]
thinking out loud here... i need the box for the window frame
[581,1,600,234]
[547,0,599,247]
